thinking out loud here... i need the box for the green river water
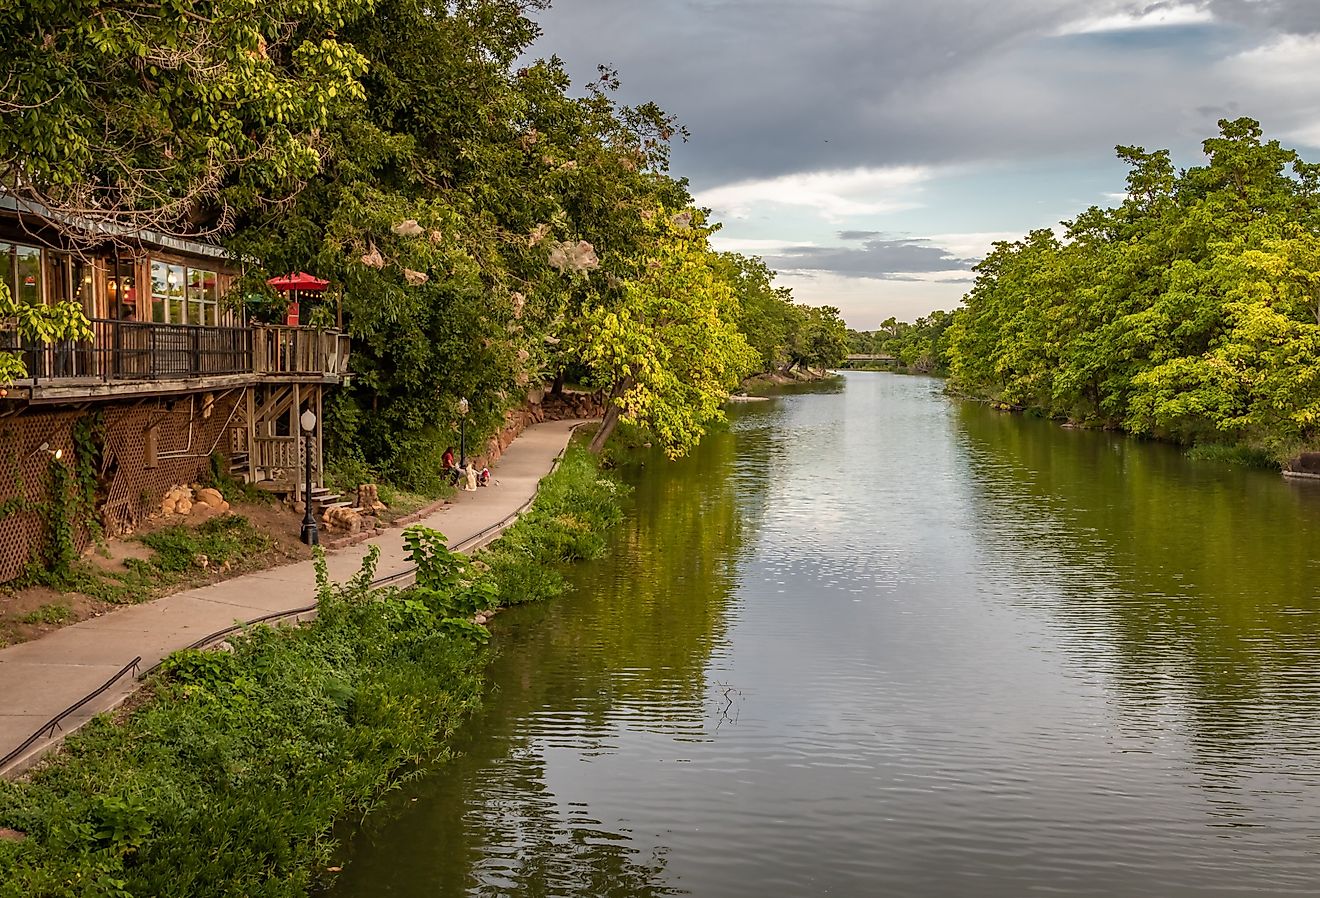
[329,371,1320,897]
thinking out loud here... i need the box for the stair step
[321,501,353,512]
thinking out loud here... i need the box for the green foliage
[0,0,369,240]
[0,282,94,386]
[784,304,851,373]
[481,444,627,605]
[574,211,760,456]
[138,516,274,574]
[200,452,264,504]
[947,118,1320,461]
[0,556,487,898]
[38,515,281,608]
[1185,443,1280,469]
[16,603,72,625]
[851,310,957,373]
[0,441,628,898]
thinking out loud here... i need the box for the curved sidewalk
[0,419,589,777]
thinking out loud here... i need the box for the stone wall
[480,388,604,467]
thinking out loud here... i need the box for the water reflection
[333,373,1320,898]
[329,419,754,896]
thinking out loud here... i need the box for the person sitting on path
[442,446,459,485]
[478,465,491,487]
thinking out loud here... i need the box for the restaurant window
[188,268,219,326]
[47,253,94,314]
[109,256,137,320]
[0,242,44,305]
[151,261,185,323]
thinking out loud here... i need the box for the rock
[175,498,193,515]
[161,498,177,515]
[190,502,218,520]
[356,484,387,514]
[324,506,363,533]
[195,488,225,507]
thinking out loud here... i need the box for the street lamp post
[300,408,319,546]
[458,397,470,466]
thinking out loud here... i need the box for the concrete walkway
[0,419,589,776]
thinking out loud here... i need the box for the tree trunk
[588,377,632,454]
[589,402,622,454]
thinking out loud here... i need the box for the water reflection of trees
[329,418,759,897]
[954,401,1320,759]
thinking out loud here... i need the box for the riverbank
[0,420,591,777]
[0,441,626,898]
[740,368,838,389]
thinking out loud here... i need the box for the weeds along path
[0,419,592,777]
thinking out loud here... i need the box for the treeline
[1,0,836,486]
[849,310,956,373]
[849,119,1320,463]
[946,118,1320,462]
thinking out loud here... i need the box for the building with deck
[0,199,350,582]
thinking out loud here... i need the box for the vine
[39,458,78,580]
[70,412,104,542]
[2,413,106,586]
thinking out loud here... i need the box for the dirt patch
[0,500,313,650]
[0,827,26,842]
[0,586,114,648]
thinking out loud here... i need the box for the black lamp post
[300,408,319,546]
[458,397,470,466]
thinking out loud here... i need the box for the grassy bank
[0,445,626,898]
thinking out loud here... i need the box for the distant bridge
[840,354,899,368]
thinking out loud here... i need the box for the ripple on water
[330,374,1320,898]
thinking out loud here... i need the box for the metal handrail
[0,656,141,771]
[1,320,348,384]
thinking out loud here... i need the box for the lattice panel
[99,390,243,535]
[0,389,245,584]
[0,409,80,583]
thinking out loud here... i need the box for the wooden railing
[254,327,351,377]
[1,320,350,385]
[252,436,300,476]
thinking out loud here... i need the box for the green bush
[0,445,627,898]
[0,548,487,898]
[139,516,275,574]
[1185,443,1280,470]
[481,444,627,606]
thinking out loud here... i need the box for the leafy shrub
[1185,443,1280,469]
[482,445,627,606]
[0,443,627,898]
[139,516,274,573]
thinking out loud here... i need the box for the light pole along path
[0,418,592,778]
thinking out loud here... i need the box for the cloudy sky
[529,0,1320,329]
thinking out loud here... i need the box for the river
[329,371,1320,897]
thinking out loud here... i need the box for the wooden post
[246,387,257,484]
[315,385,324,491]
[293,382,302,506]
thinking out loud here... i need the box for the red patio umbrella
[267,272,331,327]
[267,272,329,293]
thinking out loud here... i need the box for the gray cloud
[837,230,882,241]
[530,0,1320,188]
[764,238,974,280]
[1206,0,1320,33]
